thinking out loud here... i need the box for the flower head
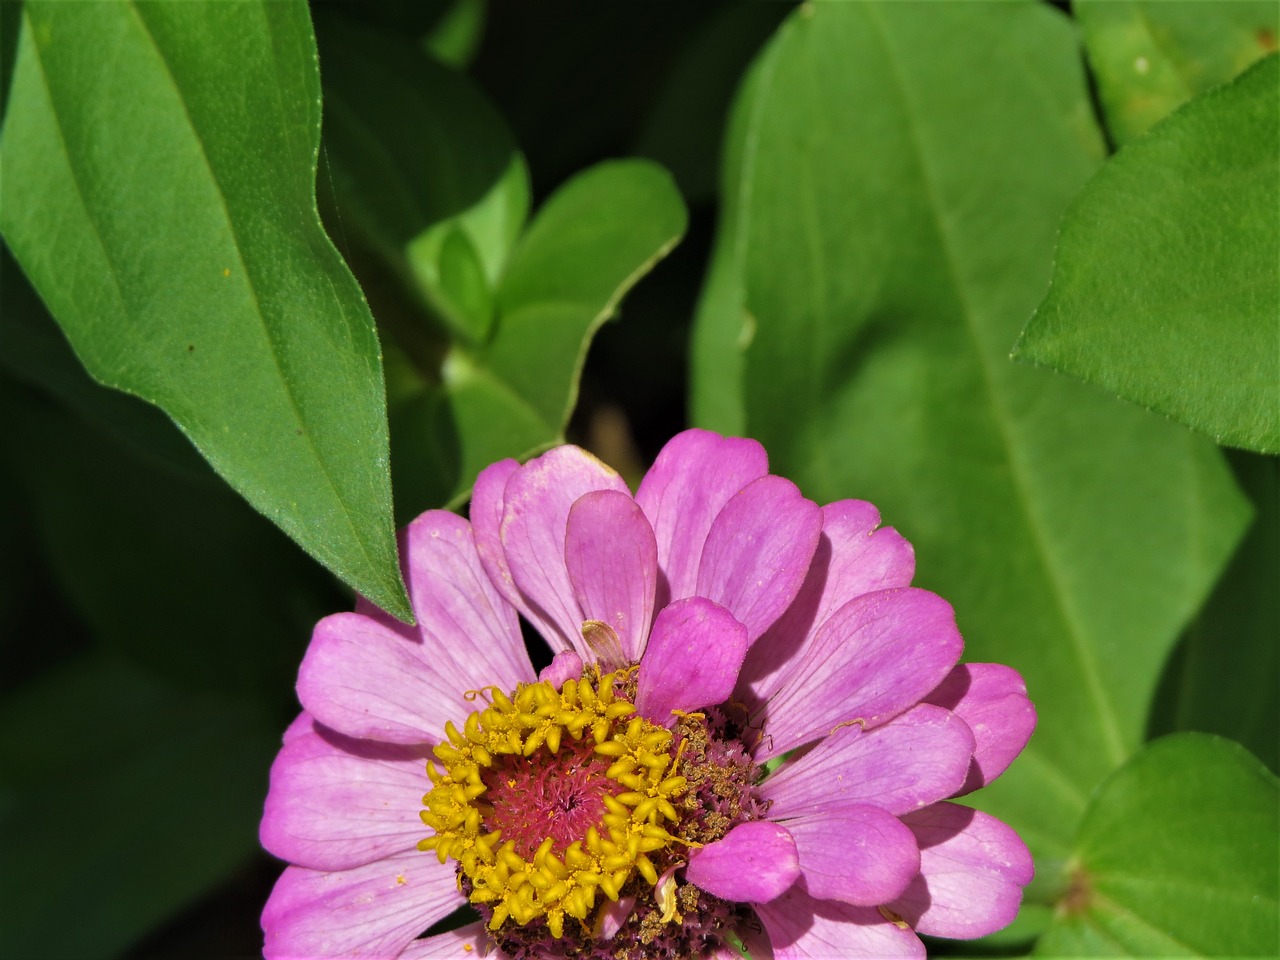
[261,429,1036,959]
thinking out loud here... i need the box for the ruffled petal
[261,853,461,959]
[260,726,429,871]
[741,500,915,704]
[635,598,749,726]
[925,663,1036,794]
[634,429,769,606]
[685,820,800,904]
[777,800,920,906]
[565,490,658,662]
[758,704,975,817]
[298,512,535,744]
[499,446,630,653]
[755,883,925,959]
[539,650,584,688]
[400,922,501,959]
[888,803,1034,940]
[696,476,822,643]
[754,588,964,759]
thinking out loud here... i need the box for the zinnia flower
[260,429,1036,959]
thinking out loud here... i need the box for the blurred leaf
[0,2,410,621]
[695,0,1251,876]
[1149,451,1279,772]
[396,159,688,515]
[1016,55,1279,454]
[1076,0,1278,145]
[423,0,487,68]
[1037,734,1278,956]
[0,651,279,960]
[316,10,528,344]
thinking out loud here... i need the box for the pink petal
[741,500,916,704]
[298,512,535,744]
[754,588,964,759]
[261,853,461,959]
[634,429,769,605]
[888,802,1034,940]
[260,726,429,871]
[471,458,562,640]
[400,922,500,959]
[696,476,822,643]
[282,711,316,743]
[925,663,1037,794]
[635,598,748,726]
[759,704,975,817]
[777,800,920,906]
[685,820,800,904]
[499,446,630,653]
[755,884,926,959]
[565,490,658,662]
[539,649,583,689]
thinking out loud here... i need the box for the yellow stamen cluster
[418,670,690,939]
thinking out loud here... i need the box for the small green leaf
[397,159,687,512]
[316,10,528,342]
[0,652,280,960]
[1018,55,1280,454]
[0,2,410,620]
[1037,734,1279,957]
[1076,0,1279,145]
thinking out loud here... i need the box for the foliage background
[0,1,1275,958]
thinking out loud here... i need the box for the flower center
[418,669,689,939]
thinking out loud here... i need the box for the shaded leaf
[0,652,280,960]
[694,0,1250,875]
[1076,0,1278,145]
[0,2,410,620]
[396,159,687,514]
[1017,55,1280,454]
[1037,734,1278,957]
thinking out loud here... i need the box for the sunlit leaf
[0,2,410,620]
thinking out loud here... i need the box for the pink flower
[260,429,1036,959]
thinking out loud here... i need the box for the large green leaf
[1016,55,1280,455]
[394,159,687,513]
[1037,734,1278,956]
[0,2,411,621]
[0,651,280,960]
[1076,0,1279,145]
[693,0,1251,873]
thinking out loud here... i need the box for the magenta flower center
[483,737,623,860]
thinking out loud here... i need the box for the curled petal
[635,598,748,725]
[696,476,822,643]
[686,821,800,904]
[888,802,1034,939]
[500,446,630,653]
[565,489,658,662]
[925,663,1036,794]
[635,428,769,605]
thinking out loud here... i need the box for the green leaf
[1148,451,1279,773]
[396,159,687,513]
[315,10,528,344]
[1016,55,1280,455]
[1037,734,1279,957]
[1076,0,1279,145]
[695,0,1251,871]
[0,2,411,621]
[0,651,280,960]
